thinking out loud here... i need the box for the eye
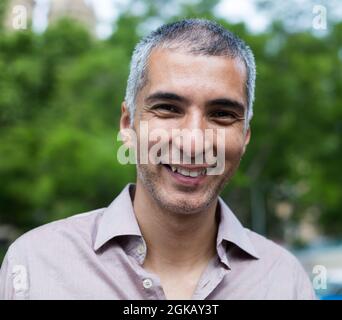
[209,110,237,119]
[152,104,180,113]
[208,110,245,125]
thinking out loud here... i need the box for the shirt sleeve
[0,244,30,300]
[0,250,14,300]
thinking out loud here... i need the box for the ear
[242,126,251,155]
[120,101,131,131]
[119,101,135,148]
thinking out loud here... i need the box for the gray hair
[124,18,256,128]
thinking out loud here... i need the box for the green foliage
[223,20,342,238]
[0,0,8,32]
[0,19,135,232]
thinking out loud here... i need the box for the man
[0,19,315,299]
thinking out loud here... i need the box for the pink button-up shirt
[0,184,316,299]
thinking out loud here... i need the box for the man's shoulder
[245,228,304,270]
[244,229,316,299]
[7,208,106,257]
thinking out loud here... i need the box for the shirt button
[143,278,153,289]
[137,243,146,255]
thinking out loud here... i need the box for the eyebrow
[145,91,189,104]
[145,91,245,113]
[207,98,245,114]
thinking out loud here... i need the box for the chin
[156,189,216,215]
[161,200,208,215]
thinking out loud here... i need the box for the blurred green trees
[0,1,341,258]
[0,19,136,231]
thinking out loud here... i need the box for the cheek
[223,132,245,162]
[136,128,172,164]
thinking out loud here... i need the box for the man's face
[122,48,250,214]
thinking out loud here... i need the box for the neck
[132,181,218,273]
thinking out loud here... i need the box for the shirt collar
[94,183,260,263]
[216,197,260,267]
[93,183,141,251]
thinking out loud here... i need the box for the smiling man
[0,19,315,300]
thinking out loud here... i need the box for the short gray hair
[124,18,256,127]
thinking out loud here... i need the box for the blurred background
[0,0,341,299]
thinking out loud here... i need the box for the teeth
[169,165,207,177]
[179,168,190,176]
[189,171,199,177]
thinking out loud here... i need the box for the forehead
[140,47,247,106]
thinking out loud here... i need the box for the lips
[167,165,207,177]
[162,163,208,186]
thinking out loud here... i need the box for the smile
[161,163,209,186]
[167,165,207,177]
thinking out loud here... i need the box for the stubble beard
[136,163,234,216]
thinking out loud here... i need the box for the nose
[173,108,207,161]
